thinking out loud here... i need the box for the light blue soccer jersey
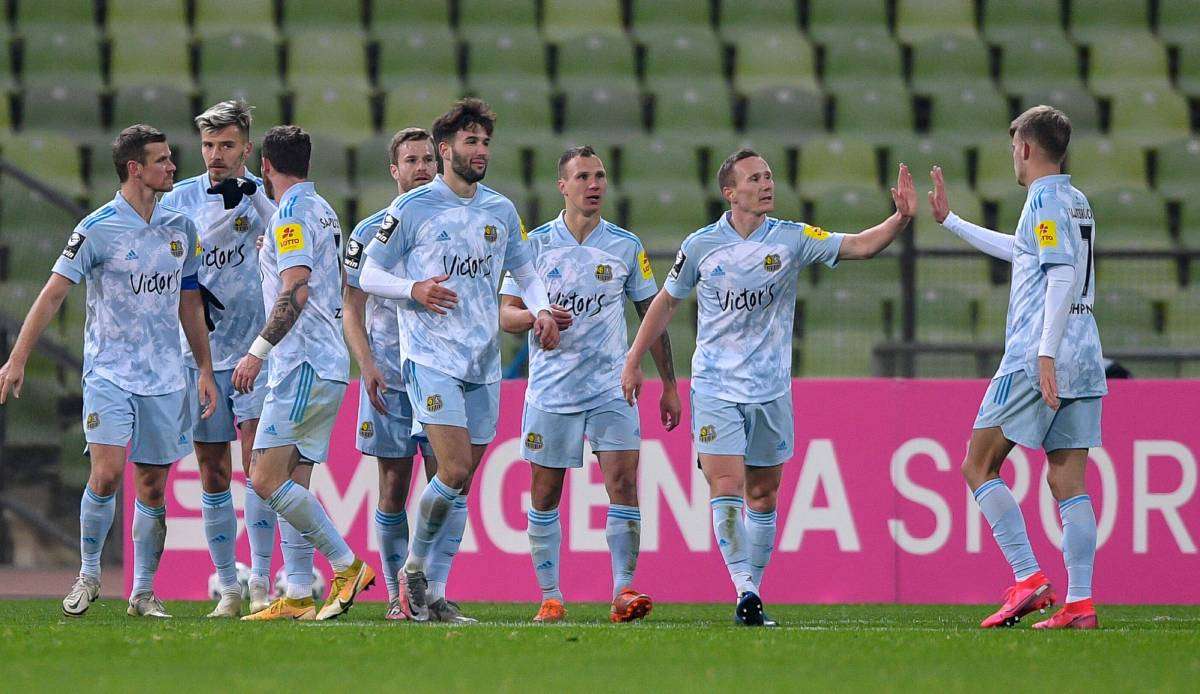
[258,182,349,387]
[664,212,843,403]
[499,212,658,413]
[996,174,1106,398]
[363,175,532,384]
[344,207,406,388]
[51,191,202,395]
[161,172,270,370]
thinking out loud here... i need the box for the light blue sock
[243,480,277,582]
[1059,494,1097,602]
[427,495,468,601]
[79,487,115,580]
[265,480,354,572]
[744,507,777,591]
[375,508,409,601]
[404,476,459,574]
[711,496,755,596]
[974,478,1040,581]
[527,507,563,601]
[131,499,166,595]
[201,489,238,590]
[279,517,315,600]
[605,504,641,598]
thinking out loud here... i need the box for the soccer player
[342,126,442,620]
[161,99,282,617]
[929,106,1105,630]
[498,145,679,623]
[232,125,374,621]
[0,124,218,618]
[623,150,916,626]
[360,98,559,623]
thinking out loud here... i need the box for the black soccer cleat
[734,591,765,626]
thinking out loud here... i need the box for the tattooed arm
[633,295,682,431]
[232,267,310,393]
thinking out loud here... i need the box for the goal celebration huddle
[0,95,1104,630]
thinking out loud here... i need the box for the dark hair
[1009,105,1072,164]
[261,125,310,178]
[557,145,600,178]
[389,127,432,166]
[431,98,496,153]
[717,148,762,190]
[112,124,167,182]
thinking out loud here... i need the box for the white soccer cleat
[206,587,243,618]
[127,592,172,618]
[248,577,271,614]
[401,570,431,622]
[62,574,100,617]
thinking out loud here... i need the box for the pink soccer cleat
[980,571,1057,628]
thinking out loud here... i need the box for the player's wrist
[249,335,273,360]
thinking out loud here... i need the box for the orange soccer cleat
[980,571,1057,628]
[1033,598,1099,630]
[532,598,566,623]
[609,588,653,623]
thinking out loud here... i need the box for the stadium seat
[528,138,579,188]
[890,138,969,187]
[807,185,893,233]
[652,81,735,136]
[542,0,624,40]
[197,31,282,97]
[1087,35,1171,95]
[1155,137,1200,201]
[20,85,104,140]
[15,0,96,35]
[381,82,462,135]
[895,0,978,43]
[1067,136,1149,190]
[1166,288,1200,347]
[796,137,878,198]
[105,0,187,28]
[982,0,1067,44]
[355,182,401,219]
[193,0,275,38]
[806,0,889,44]
[732,32,818,92]
[800,281,891,376]
[718,0,800,39]
[475,140,526,191]
[291,84,374,142]
[1157,0,1200,47]
[458,0,536,37]
[465,28,549,91]
[999,34,1085,95]
[0,178,80,269]
[615,136,703,189]
[630,0,712,36]
[171,142,206,177]
[199,87,282,131]
[1088,187,1172,249]
[916,258,993,342]
[18,26,103,87]
[112,85,196,141]
[354,132,397,184]
[108,26,191,89]
[1107,88,1191,146]
[974,135,1022,200]
[371,0,451,33]
[624,184,711,252]
[2,132,85,196]
[1069,0,1151,44]
[1181,198,1200,248]
[555,33,637,90]
[993,187,1029,230]
[302,134,352,192]
[742,86,826,144]
[1096,259,1180,307]
[832,86,914,144]
[914,187,983,250]
[280,0,362,32]
[376,26,457,90]
[639,28,724,90]
[1179,40,1200,97]
[1018,87,1101,135]
[927,86,1012,146]
[909,36,991,94]
[471,81,553,143]
[560,86,644,141]
[821,36,904,91]
[286,30,369,90]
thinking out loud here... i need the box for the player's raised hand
[361,362,389,414]
[891,163,917,219]
[1038,355,1060,411]
[928,166,951,223]
[197,369,219,420]
[621,361,643,407]
[232,354,263,394]
[659,385,681,431]
[549,304,573,331]
[532,310,560,350]
[412,274,458,315]
[0,359,25,403]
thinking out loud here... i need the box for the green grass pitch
[1,601,1197,692]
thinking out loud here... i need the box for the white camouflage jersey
[51,191,201,395]
[343,206,406,389]
[664,212,843,403]
[996,174,1106,398]
[499,212,658,413]
[161,171,270,370]
[258,182,349,387]
[363,175,532,384]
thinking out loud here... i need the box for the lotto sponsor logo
[525,432,544,451]
[359,421,374,439]
[483,224,498,243]
[638,250,653,280]
[764,253,782,272]
[698,424,716,443]
[426,394,443,412]
[170,240,185,258]
[595,264,613,282]
[275,223,305,254]
[1036,220,1058,247]
[804,225,831,240]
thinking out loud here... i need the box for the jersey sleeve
[182,218,202,279]
[50,222,99,284]
[662,238,701,300]
[272,213,315,274]
[502,205,532,271]
[498,271,521,298]
[342,219,376,289]
[363,202,415,269]
[792,222,844,268]
[1032,198,1076,269]
[624,238,658,302]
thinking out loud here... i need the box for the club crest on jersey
[804,225,831,240]
[595,264,613,282]
[1036,220,1058,247]
[763,254,781,272]
[62,232,86,260]
[525,432,544,451]
[375,214,398,243]
[86,412,100,430]
[426,394,443,412]
[359,421,374,439]
[483,224,498,243]
[699,424,717,443]
[233,216,249,232]
[275,223,305,254]
[169,240,185,258]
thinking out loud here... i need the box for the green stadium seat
[542,0,623,40]
[199,87,282,132]
[356,182,401,219]
[291,84,373,142]
[895,0,978,44]
[1181,198,1200,248]
[286,30,369,90]
[1069,0,1151,44]
[624,184,711,252]
[742,86,826,144]
[193,0,275,38]
[1179,40,1200,97]
[560,86,644,141]
[806,0,889,44]
[280,0,362,31]
[800,281,892,376]
[630,0,712,36]
[913,186,983,249]
[982,0,1066,44]
[1087,35,1171,95]
[1067,136,1148,190]
[1107,88,1191,146]
[197,31,282,97]
[1088,186,1172,249]
[733,32,817,92]
[171,142,207,177]
[354,132,397,183]
[718,0,800,39]
[639,28,724,89]
[381,82,462,135]
[615,136,703,189]
[652,80,734,136]
[1166,288,1200,347]
[471,81,553,143]
[528,140,573,192]
[371,0,451,33]
[909,36,991,94]
[832,86,914,144]
[915,258,993,343]
[475,140,526,191]
[21,85,104,139]
[1095,259,1180,308]
[19,26,102,88]
[821,36,904,91]
[975,135,1021,200]
[1018,87,1101,135]
[2,132,85,196]
[555,33,637,90]
[807,185,893,233]
[890,138,969,186]
[1155,137,1200,201]
[108,26,191,89]
[303,134,352,192]
[112,85,196,141]
[376,26,457,91]
[465,29,549,91]
[1157,0,1200,47]
[993,187,1028,229]
[106,0,187,28]
[458,0,536,37]
[999,34,1085,95]
[15,0,96,34]
[927,86,1011,146]
[0,178,79,270]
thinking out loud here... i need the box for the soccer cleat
[734,591,765,626]
[127,592,172,618]
[240,596,316,621]
[247,577,271,614]
[62,574,100,617]
[401,570,431,622]
[315,558,376,620]
[430,598,478,624]
[610,588,653,623]
[206,587,243,618]
[980,571,1057,628]
[1033,598,1099,630]
[533,598,566,623]
[761,612,780,628]
[385,597,409,621]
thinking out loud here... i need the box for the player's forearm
[627,290,678,365]
[341,286,377,371]
[360,256,414,300]
[260,278,309,346]
[1039,264,1076,359]
[179,291,214,373]
[507,261,552,317]
[248,186,277,224]
[635,297,676,384]
[499,297,535,333]
[942,212,1016,261]
[840,211,907,260]
[6,277,70,365]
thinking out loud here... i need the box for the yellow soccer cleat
[315,559,376,621]
[240,596,316,621]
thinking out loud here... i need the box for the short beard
[263,175,275,200]
[451,150,485,184]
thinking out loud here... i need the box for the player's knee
[248,468,280,499]
[198,461,231,493]
[744,486,777,513]
[707,472,744,498]
[88,470,121,497]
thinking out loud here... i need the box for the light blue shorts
[403,360,499,445]
[186,367,267,443]
[82,372,191,466]
[690,390,794,467]
[974,370,1103,452]
[254,362,347,463]
[521,397,641,468]
[356,382,433,459]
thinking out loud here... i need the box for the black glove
[206,176,258,210]
[198,283,226,332]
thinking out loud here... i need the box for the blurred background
[0,1,1197,575]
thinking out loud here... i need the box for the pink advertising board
[125,379,1200,603]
